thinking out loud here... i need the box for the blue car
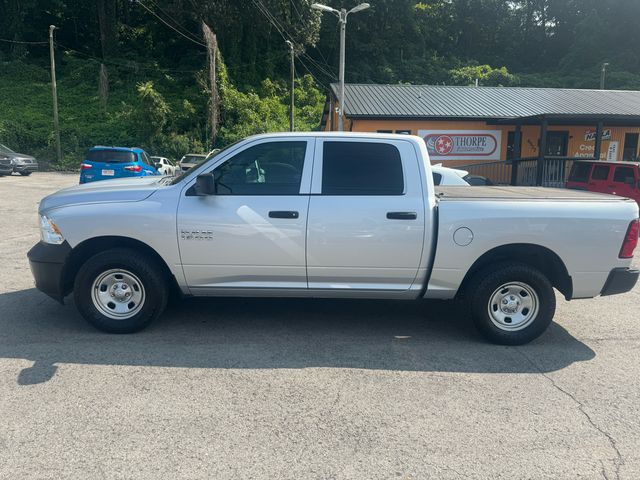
[79,146,160,184]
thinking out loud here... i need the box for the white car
[151,156,177,176]
[432,165,469,185]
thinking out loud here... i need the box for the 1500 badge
[181,229,214,240]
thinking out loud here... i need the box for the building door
[507,131,522,160]
[545,131,569,157]
[623,133,639,161]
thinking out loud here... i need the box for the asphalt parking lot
[1,172,640,479]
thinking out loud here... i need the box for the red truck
[566,160,640,204]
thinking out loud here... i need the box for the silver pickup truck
[28,133,640,344]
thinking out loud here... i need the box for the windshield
[0,144,16,154]
[170,141,242,185]
[180,154,206,164]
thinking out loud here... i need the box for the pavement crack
[515,349,623,480]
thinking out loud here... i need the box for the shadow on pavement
[0,288,595,384]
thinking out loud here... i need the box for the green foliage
[2,0,640,170]
[449,65,520,87]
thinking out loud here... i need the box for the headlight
[39,215,65,244]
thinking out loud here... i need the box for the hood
[39,176,163,213]
[9,153,36,161]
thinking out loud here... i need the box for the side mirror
[194,172,217,196]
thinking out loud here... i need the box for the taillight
[124,165,142,172]
[619,219,639,258]
[80,163,92,170]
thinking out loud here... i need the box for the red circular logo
[434,135,454,155]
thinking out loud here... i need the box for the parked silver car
[178,153,207,172]
[0,143,38,176]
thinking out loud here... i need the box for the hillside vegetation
[2,0,640,168]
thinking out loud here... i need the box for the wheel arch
[61,236,176,297]
[457,243,573,300]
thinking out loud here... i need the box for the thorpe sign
[418,130,502,161]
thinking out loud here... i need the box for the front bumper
[27,241,72,303]
[13,163,38,173]
[600,267,640,296]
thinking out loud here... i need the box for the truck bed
[435,186,634,202]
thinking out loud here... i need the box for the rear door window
[87,150,136,163]
[568,163,591,183]
[613,166,636,183]
[140,151,153,166]
[321,141,404,195]
[591,165,610,181]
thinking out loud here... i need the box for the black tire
[19,171,32,176]
[467,262,556,345]
[73,248,168,333]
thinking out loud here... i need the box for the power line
[287,0,335,73]
[135,0,206,48]
[55,42,202,73]
[250,0,328,90]
[0,38,48,45]
[146,0,205,45]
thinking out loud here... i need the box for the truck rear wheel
[468,262,555,345]
[73,248,168,333]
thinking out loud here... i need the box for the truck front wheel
[73,248,168,333]
[468,262,556,345]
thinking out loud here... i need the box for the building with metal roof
[321,83,640,186]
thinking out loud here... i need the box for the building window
[321,141,404,195]
[395,130,411,135]
[545,131,569,157]
[376,130,392,133]
[623,133,639,161]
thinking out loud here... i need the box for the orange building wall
[330,118,640,167]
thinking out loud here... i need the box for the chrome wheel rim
[487,282,539,331]
[91,269,145,320]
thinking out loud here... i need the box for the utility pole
[312,3,370,131]
[600,62,609,90]
[337,10,346,132]
[285,40,295,132]
[49,25,62,164]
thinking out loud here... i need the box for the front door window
[214,141,306,195]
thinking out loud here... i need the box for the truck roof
[243,131,424,142]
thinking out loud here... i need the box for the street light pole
[600,62,609,90]
[49,25,62,164]
[312,3,370,132]
[285,40,295,132]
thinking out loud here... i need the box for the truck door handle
[269,210,299,219]
[386,211,417,220]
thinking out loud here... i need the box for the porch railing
[455,157,584,187]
